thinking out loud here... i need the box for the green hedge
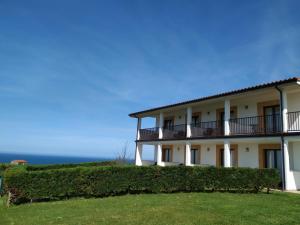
[4,166,280,205]
[0,164,12,195]
[26,160,118,171]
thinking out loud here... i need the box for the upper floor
[130,77,300,141]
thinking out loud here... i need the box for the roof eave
[129,77,300,118]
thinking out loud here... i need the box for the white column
[224,140,231,167]
[135,143,143,166]
[154,145,158,163]
[185,142,191,166]
[157,143,163,166]
[136,117,142,140]
[186,107,192,138]
[159,112,164,139]
[282,90,288,133]
[283,139,291,190]
[224,99,230,135]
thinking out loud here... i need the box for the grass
[1,192,300,225]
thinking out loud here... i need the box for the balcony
[190,121,223,137]
[229,114,281,136]
[139,127,159,141]
[138,113,300,141]
[163,124,187,139]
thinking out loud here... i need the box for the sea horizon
[0,152,114,165]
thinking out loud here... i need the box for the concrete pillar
[135,143,143,166]
[159,112,164,139]
[157,143,163,166]
[282,90,288,132]
[224,99,230,135]
[136,117,142,140]
[185,142,191,166]
[154,145,158,163]
[283,139,291,190]
[224,140,231,167]
[186,107,192,138]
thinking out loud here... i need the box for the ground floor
[135,136,300,190]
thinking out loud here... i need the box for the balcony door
[216,144,238,167]
[191,145,200,164]
[164,119,174,130]
[217,107,237,135]
[264,149,282,178]
[162,145,173,162]
[264,105,280,133]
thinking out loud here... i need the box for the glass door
[191,148,200,164]
[164,119,174,130]
[220,148,236,167]
[265,149,281,170]
[162,148,171,162]
[264,105,280,133]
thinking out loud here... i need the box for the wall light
[207,147,210,151]
[245,147,250,152]
[207,111,210,115]
[245,105,249,109]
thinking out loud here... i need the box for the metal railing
[287,111,300,131]
[139,127,159,141]
[138,112,300,141]
[191,120,223,137]
[229,114,281,135]
[163,124,187,139]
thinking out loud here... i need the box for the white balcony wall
[289,141,300,171]
[238,143,259,168]
[236,100,259,118]
[287,92,300,112]
[286,141,300,190]
[200,144,216,166]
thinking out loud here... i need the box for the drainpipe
[275,86,286,191]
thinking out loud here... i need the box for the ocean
[0,152,112,165]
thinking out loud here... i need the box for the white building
[129,77,300,190]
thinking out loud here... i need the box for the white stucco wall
[289,142,300,171]
[235,100,258,118]
[172,144,185,164]
[287,92,300,112]
[200,144,216,166]
[238,143,259,168]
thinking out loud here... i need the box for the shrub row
[4,166,280,205]
[0,164,12,195]
[26,160,118,171]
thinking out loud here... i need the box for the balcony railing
[163,124,187,139]
[139,127,159,141]
[191,121,223,137]
[229,114,281,135]
[288,111,300,131]
[138,113,300,141]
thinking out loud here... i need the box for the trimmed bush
[26,160,118,171]
[4,166,280,205]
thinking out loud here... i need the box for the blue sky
[0,0,300,158]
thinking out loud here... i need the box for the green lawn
[1,192,300,225]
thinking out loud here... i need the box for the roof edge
[129,77,300,118]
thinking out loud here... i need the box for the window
[162,148,172,162]
[163,119,174,130]
[192,115,200,126]
[264,149,281,170]
[191,148,200,164]
[220,148,237,167]
[264,105,280,133]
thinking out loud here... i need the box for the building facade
[129,78,300,190]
